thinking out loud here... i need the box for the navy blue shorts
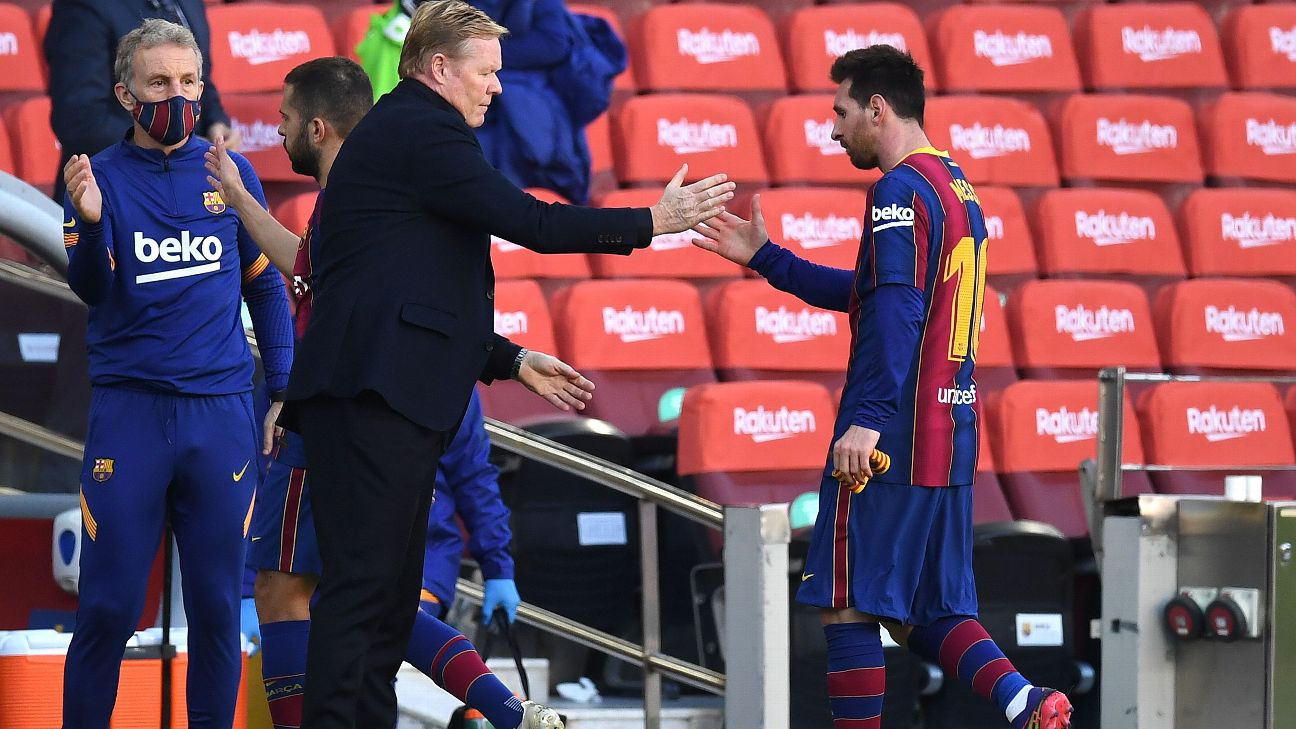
[797,471,978,626]
[247,430,322,576]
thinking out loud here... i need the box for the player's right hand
[690,193,769,267]
[63,155,102,225]
[204,135,248,207]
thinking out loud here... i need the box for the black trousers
[297,392,446,729]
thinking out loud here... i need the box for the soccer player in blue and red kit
[691,46,1073,729]
[60,19,294,729]
[206,56,562,729]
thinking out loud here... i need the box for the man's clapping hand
[515,350,595,411]
[63,155,103,225]
[649,164,736,235]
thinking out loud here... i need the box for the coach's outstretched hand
[63,155,102,224]
[649,164,736,235]
[690,193,769,267]
[516,350,595,411]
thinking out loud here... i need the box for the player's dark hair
[829,46,925,126]
[283,57,373,137]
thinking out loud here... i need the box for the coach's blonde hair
[398,0,508,79]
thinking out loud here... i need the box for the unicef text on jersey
[134,231,224,284]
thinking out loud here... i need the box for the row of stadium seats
[5,2,1296,94]
[675,377,1296,539]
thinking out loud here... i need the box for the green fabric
[356,3,407,102]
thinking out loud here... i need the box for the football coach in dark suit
[284,1,736,726]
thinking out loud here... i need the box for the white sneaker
[520,700,565,729]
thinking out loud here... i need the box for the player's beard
[286,122,321,179]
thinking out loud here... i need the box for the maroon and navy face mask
[129,92,201,146]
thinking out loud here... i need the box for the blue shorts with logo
[796,466,978,627]
[247,430,322,576]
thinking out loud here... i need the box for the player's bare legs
[254,570,317,727]
[255,570,316,622]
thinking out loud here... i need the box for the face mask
[130,92,201,146]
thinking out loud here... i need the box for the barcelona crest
[91,458,114,482]
[203,191,227,214]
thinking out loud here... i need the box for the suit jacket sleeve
[410,116,653,255]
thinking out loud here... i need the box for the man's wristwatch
[510,348,529,380]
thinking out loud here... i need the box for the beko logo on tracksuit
[973,30,1054,67]
[1036,407,1098,444]
[754,306,838,343]
[1186,406,1267,442]
[1055,304,1137,341]
[1220,213,1296,248]
[1203,306,1286,342]
[494,310,529,337]
[823,30,907,58]
[133,231,223,284]
[676,29,761,64]
[782,213,862,249]
[227,29,312,65]
[657,118,739,154]
[1120,26,1203,62]
[602,306,686,343]
[732,406,817,443]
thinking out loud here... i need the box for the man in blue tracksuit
[60,19,293,729]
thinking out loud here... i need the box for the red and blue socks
[405,608,525,729]
[823,622,886,729]
[259,620,310,729]
[907,616,1037,729]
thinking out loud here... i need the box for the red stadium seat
[990,380,1149,539]
[490,188,592,280]
[592,189,743,279]
[332,5,382,62]
[974,423,1015,525]
[1137,382,1296,498]
[552,279,715,435]
[207,3,334,93]
[5,96,57,188]
[613,94,767,186]
[569,4,636,94]
[1055,93,1203,184]
[1153,278,1296,376]
[927,5,1080,93]
[0,3,42,91]
[978,186,1037,292]
[222,93,297,182]
[924,95,1059,187]
[762,94,880,186]
[1006,279,1160,380]
[758,187,866,270]
[1033,188,1186,288]
[1287,387,1296,456]
[1178,188,1296,279]
[977,284,1017,393]
[1222,5,1296,91]
[631,4,785,93]
[479,279,566,425]
[272,191,317,239]
[1199,92,1296,184]
[34,3,48,45]
[782,4,935,93]
[0,119,13,175]
[678,380,834,508]
[705,279,849,389]
[1073,3,1228,90]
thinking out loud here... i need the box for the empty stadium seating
[1222,4,1296,90]
[1054,93,1203,185]
[1287,387,1296,454]
[1137,381,1296,498]
[928,5,1081,93]
[332,5,381,62]
[925,95,1059,187]
[990,380,1150,539]
[763,94,880,186]
[1199,92,1296,184]
[1073,3,1229,90]
[704,279,848,388]
[757,187,866,270]
[974,420,1015,524]
[1006,279,1161,379]
[490,189,593,280]
[4,96,56,189]
[593,188,743,278]
[782,4,934,93]
[0,120,12,175]
[613,94,767,186]
[206,3,334,93]
[976,283,1017,393]
[1032,188,1186,288]
[479,279,569,425]
[220,93,297,182]
[631,4,785,93]
[552,279,714,435]
[1177,188,1296,279]
[0,3,41,93]
[1153,278,1296,376]
[978,186,1037,292]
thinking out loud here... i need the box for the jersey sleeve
[63,189,117,306]
[864,175,929,291]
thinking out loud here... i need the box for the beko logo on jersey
[227,29,312,65]
[133,231,223,284]
[494,310,529,337]
[602,306,686,343]
[824,30,907,58]
[1036,406,1098,444]
[1203,305,1286,342]
[948,123,1032,159]
[676,28,761,64]
[1055,304,1136,341]
[804,119,845,156]
[782,213,862,249]
[1120,26,1203,62]
[973,30,1054,67]
[872,204,915,222]
[657,118,739,154]
[754,306,838,343]
[1074,210,1157,246]
[1272,26,1296,61]
[1186,406,1267,442]
[937,384,977,405]
[733,406,817,443]
[1245,119,1296,156]
[1220,213,1296,248]
[1096,118,1179,155]
[0,32,17,56]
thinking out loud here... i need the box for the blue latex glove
[240,596,261,656]
[482,578,521,624]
